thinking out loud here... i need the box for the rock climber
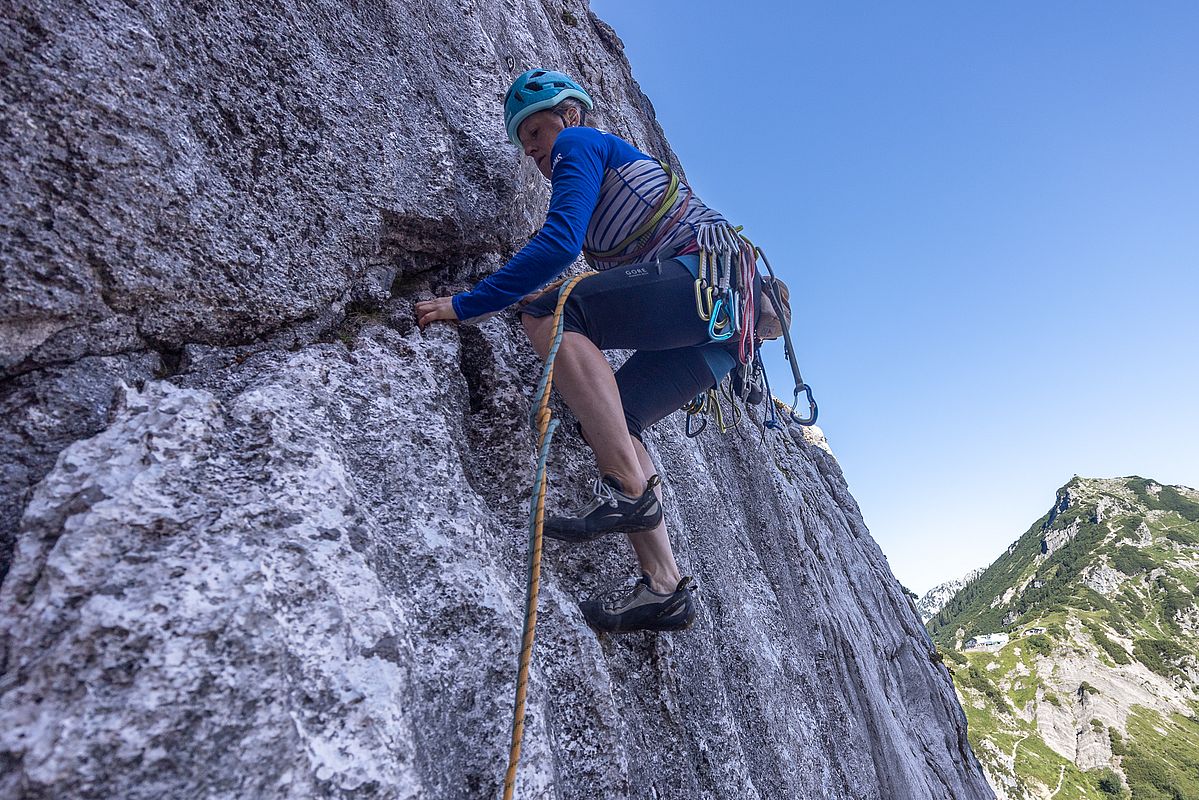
[415,69,789,633]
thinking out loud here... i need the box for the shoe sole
[544,511,664,543]
[645,614,696,632]
[589,617,695,634]
[584,603,696,634]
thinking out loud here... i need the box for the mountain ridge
[930,475,1199,799]
[918,567,985,623]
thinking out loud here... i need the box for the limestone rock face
[1082,562,1124,597]
[0,2,993,798]
[1040,519,1080,557]
[1033,652,1190,765]
[0,0,671,580]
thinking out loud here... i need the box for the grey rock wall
[0,1,994,798]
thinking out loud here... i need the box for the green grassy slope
[930,477,1199,799]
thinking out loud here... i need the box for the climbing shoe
[580,575,696,633]
[544,474,662,543]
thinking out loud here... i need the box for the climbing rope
[502,272,593,800]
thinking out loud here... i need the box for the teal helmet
[504,69,594,147]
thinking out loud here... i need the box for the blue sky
[591,1,1199,594]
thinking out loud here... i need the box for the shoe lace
[594,575,646,613]
[590,476,619,507]
[567,476,620,517]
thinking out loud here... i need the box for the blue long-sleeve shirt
[452,127,650,322]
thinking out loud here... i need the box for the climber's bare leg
[522,312,682,594]
[521,314,645,495]
[625,436,683,594]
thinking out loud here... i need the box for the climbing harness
[502,272,593,800]
[685,224,818,435]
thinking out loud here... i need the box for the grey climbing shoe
[544,475,662,543]
[580,575,696,633]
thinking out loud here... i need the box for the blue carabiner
[708,298,734,341]
[789,383,819,426]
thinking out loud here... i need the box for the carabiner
[707,286,719,317]
[712,391,727,433]
[694,279,712,321]
[708,299,734,341]
[789,383,819,426]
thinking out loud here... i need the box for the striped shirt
[585,158,726,270]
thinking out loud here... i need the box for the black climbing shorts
[519,258,733,442]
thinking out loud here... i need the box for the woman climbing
[415,70,787,633]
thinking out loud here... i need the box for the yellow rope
[501,272,594,800]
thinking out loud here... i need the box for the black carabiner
[789,384,818,426]
[755,244,820,427]
[685,410,708,438]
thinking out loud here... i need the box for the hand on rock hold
[415,296,459,330]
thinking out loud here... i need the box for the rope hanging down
[502,272,594,800]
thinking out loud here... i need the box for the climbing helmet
[504,69,594,147]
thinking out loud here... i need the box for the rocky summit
[0,2,993,798]
[929,477,1199,800]
[919,569,985,624]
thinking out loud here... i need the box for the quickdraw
[734,235,757,366]
[693,222,757,364]
[694,281,717,322]
[755,245,818,427]
[683,387,741,438]
[684,228,819,436]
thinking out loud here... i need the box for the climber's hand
[415,296,459,330]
